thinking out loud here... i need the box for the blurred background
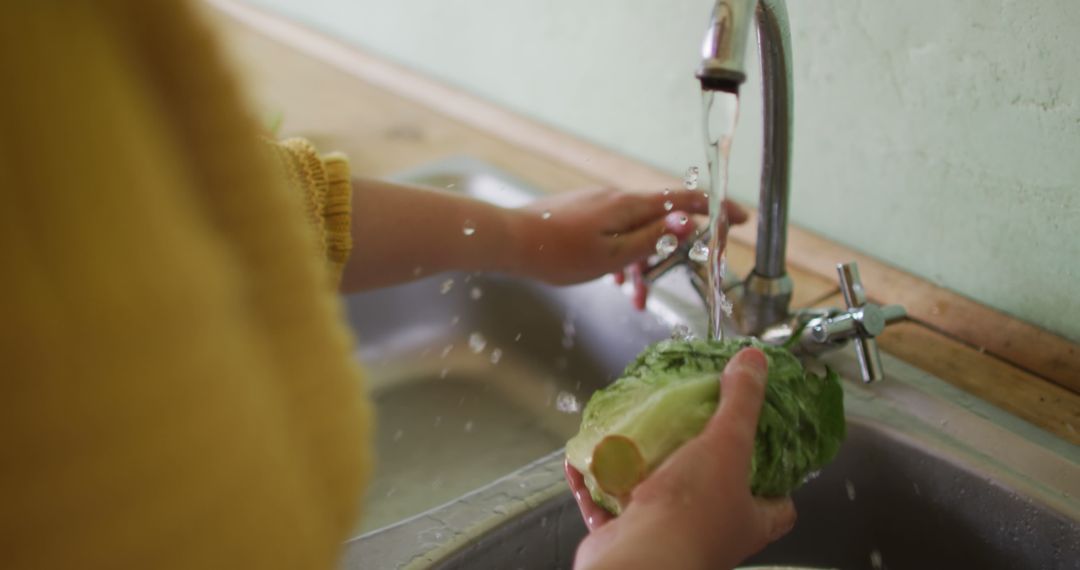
[244,0,1079,341]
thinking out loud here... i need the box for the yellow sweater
[0,2,371,568]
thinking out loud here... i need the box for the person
[0,2,785,569]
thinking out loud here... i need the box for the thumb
[700,348,769,470]
[609,217,669,267]
[754,496,797,545]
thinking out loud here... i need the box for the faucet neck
[752,0,793,281]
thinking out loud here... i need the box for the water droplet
[490,348,503,364]
[393,429,404,442]
[688,241,710,263]
[468,332,487,354]
[870,549,883,569]
[514,332,523,342]
[561,320,577,350]
[655,233,678,257]
[493,504,508,515]
[670,324,692,341]
[845,479,857,501]
[440,344,453,358]
[413,266,424,277]
[440,279,454,294]
[462,220,477,236]
[663,188,672,196]
[470,287,483,300]
[556,391,581,413]
[450,315,460,326]
[446,183,456,189]
[440,368,449,379]
[677,214,689,226]
[464,420,474,433]
[386,486,397,497]
[663,200,674,212]
[683,166,700,190]
[541,210,552,220]
[433,415,442,427]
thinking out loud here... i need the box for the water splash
[440,279,454,295]
[655,233,678,257]
[556,391,581,413]
[490,348,503,364]
[541,210,552,220]
[470,287,484,301]
[462,220,477,236]
[468,332,487,354]
[688,241,710,263]
[670,324,694,341]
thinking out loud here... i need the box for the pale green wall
[247,0,1080,341]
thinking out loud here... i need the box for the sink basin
[422,415,1080,570]
[346,272,672,531]
[340,157,1080,569]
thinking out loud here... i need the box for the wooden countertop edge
[208,0,1080,395]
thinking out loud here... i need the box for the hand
[611,200,747,310]
[511,188,745,286]
[566,348,797,570]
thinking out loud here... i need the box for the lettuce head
[565,338,845,515]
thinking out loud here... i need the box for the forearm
[340,177,525,292]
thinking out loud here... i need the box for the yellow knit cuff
[267,138,353,285]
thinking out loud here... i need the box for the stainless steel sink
[346,272,673,532]
[340,158,1080,569]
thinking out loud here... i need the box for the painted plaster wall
[246,0,1080,341]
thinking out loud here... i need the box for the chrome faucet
[646,0,905,382]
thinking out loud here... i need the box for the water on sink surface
[345,273,672,533]
[360,369,570,532]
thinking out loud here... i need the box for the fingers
[701,348,769,470]
[630,263,647,311]
[724,200,749,225]
[565,460,614,531]
[664,212,697,240]
[612,191,708,232]
[755,497,797,544]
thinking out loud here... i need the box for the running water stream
[702,89,740,340]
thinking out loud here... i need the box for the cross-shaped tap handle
[836,262,885,382]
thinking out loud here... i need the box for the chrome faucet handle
[805,262,906,382]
